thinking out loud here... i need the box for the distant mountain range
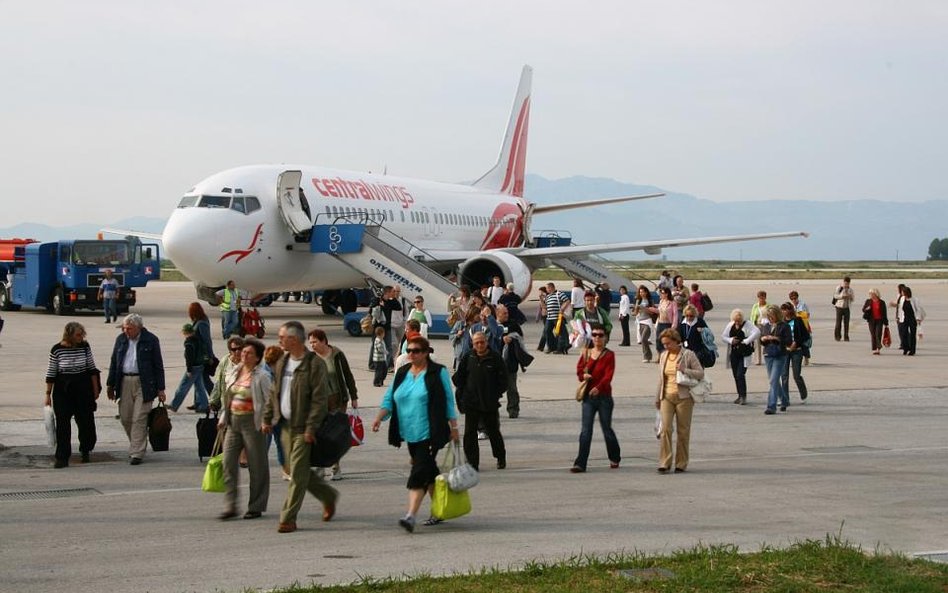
[3,176,944,260]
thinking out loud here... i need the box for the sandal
[423,516,444,526]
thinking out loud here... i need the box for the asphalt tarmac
[0,279,945,593]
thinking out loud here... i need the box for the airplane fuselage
[162,164,528,293]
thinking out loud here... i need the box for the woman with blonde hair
[861,288,889,355]
[654,329,703,473]
[721,309,759,405]
[760,305,791,414]
[45,322,101,468]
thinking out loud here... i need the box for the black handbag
[309,412,352,467]
[196,409,219,460]
[147,402,172,452]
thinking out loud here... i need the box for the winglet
[472,65,532,198]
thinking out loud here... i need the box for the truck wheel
[0,285,13,311]
[52,288,70,316]
[345,319,363,337]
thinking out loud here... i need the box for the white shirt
[570,287,586,310]
[279,356,303,420]
[488,285,504,305]
[618,294,631,317]
[122,336,140,374]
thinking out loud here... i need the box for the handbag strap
[211,426,226,457]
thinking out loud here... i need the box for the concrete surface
[0,279,945,593]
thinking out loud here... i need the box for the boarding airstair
[309,215,457,315]
[533,231,644,292]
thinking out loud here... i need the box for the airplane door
[276,170,311,235]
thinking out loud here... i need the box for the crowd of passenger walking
[40,273,927,532]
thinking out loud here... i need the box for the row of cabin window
[323,205,513,227]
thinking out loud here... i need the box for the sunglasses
[229,347,242,352]
[405,348,425,354]
[591,333,606,337]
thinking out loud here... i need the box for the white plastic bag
[44,405,56,448]
[654,411,662,439]
[442,440,479,492]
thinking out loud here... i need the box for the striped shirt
[46,342,98,381]
[545,291,563,320]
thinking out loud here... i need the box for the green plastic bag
[202,454,225,493]
[430,475,471,520]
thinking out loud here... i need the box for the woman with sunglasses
[372,336,460,533]
[570,323,620,473]
[208,336,245,411]
[218,338,272,520]
[655,328,704,473]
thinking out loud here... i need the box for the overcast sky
[2,1,946,226]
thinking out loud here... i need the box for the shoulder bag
[576,350,592,401]
[442,440,479,492]
[201,429,226,493]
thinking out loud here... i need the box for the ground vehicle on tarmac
[0,237,160,315]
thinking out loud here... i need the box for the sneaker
[281,470,291,481]
[477,431,487,441]
[642,359,651,363]
[398,515,416,533]
[330,468,342,481]
[423,516,444,526]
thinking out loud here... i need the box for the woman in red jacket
[570,324,620,473]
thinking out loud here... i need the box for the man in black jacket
[453,331,508,470]
[106,314,166,465]
[780,303,810,403]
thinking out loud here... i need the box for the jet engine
[457,251,532,298]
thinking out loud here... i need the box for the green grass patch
[265,536,947,593]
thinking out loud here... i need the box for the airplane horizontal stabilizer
[531,192,664,215]
[100,227,164,241]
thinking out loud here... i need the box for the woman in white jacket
[721,309,760,405]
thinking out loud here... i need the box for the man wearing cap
[169,323,209,413]
[106,314,166,465]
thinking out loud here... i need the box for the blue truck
[0,237,160,315]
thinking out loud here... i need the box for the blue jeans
[221,310,238,338]
[171,365,209,411]
[543,318,558,352]
[573,396,621,470]
[103,297,116,321]
[266,421,286,467]
[765,354,789,411]
[781,350,808,401]
[655,322,671,353]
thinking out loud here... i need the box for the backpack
[697,327,718,368]
[700,293,713,312]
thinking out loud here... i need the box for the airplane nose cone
[163,209,215,284]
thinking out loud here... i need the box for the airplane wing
[511,231,810,260]
[530,192,664,215]
[100,227,164,241]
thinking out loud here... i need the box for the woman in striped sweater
[45,322,101,468]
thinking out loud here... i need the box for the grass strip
[265,536,947,593]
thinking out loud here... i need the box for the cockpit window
[178,195,199,208]
[246,197,260,213]
[231,197,246,213]
[199,196,232,209]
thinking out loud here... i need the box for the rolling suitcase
[196,410,219,461]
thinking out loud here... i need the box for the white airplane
[115,65,807,310]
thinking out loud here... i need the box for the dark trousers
[373,361,388,386]
[543,319,558,352]
[899,321,917,355]
[896,321,906,350]
[834,307,850,340]
[463,408,505,470]
[574,396,620,470]
[730,351,748,399]
[506,370,520,416]
[655,322,671,354]
[868,319,885,351]
[619,315,630,346]
[52,393,97,462]
[781,350,808,400]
